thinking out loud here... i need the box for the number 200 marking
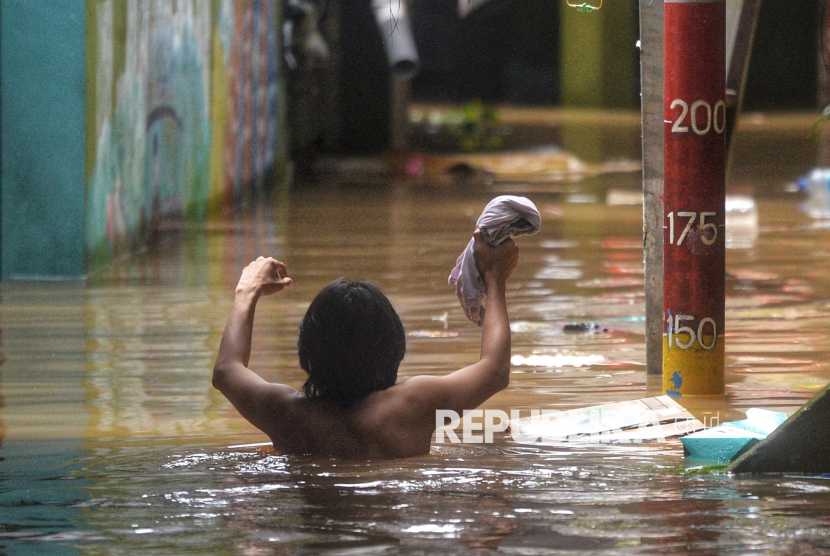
[670,99,725,135]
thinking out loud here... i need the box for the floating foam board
[681,408,787,463]
[682,425,764,462]
[508,395,703,445]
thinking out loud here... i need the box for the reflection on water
[1,112,830,553]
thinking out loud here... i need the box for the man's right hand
[236,256,293,299]
[473,229,519,287]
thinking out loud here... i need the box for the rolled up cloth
[448,195,541,326]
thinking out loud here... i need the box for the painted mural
[86,0,282,266]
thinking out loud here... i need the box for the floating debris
[408,330,460,339]
[511,353,605,368]
[509,395,702,445]
[563,322,608,333]
[430,311,449,329]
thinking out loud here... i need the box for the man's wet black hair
[298,279,406,406]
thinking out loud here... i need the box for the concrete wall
[84,0,283,268]
[0,0,284,279]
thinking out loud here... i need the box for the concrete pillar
[640,0,665,377]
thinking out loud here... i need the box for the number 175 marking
[666,211,717,246]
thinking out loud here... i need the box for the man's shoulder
[380,375,451,414]
[392,375,440,397]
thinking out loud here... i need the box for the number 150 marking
[667,314,718,350]
[666,211,717,246]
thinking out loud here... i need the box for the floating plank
[508,395,703,445]
[729,382,830,473]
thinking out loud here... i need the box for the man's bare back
[212,230,519,459]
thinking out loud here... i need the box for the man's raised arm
[212,257,296,433]
[403,230,519,415]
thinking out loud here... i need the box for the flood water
[2,110,830,554]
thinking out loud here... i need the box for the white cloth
[448,196,541,326]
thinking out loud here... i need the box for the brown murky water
[2,111,830,554]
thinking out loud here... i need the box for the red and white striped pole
[663,0,726,397]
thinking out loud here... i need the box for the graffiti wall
[85,0,282,266]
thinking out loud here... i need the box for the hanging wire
[566,0,602,14]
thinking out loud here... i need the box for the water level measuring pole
[663,0,726,397]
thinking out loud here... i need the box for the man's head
[298,279,406,406]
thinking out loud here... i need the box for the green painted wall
[1,0,87,279]
[559,2,639,109]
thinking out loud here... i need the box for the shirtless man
[212,230,518,458]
